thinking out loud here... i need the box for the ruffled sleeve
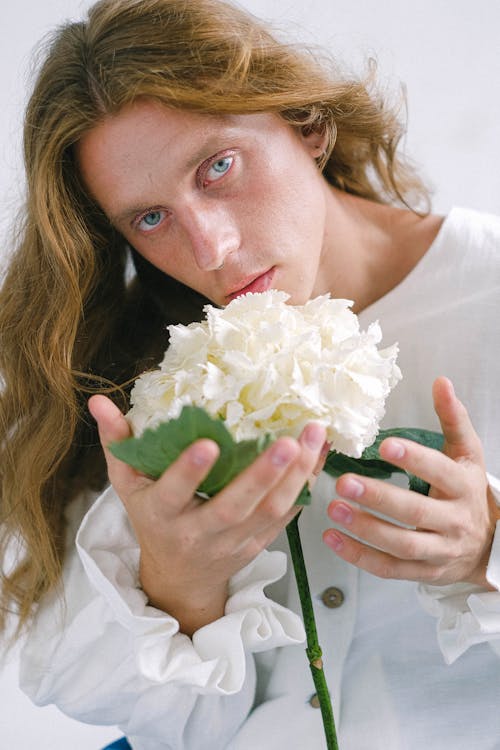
[20,484,304,749]
[417,473,500,663]
[76,485,305,694]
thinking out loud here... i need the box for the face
[77,99,330,306]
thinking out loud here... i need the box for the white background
[1,1,499,748]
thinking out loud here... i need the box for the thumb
[88,394,145,490]
[432,376,484,465]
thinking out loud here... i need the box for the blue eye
[205,155,233,182]
[137,209,166,232]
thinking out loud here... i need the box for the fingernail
[304,424,326,450]
[337,476,364,499]
[324,530,344,551]
[190,440,218,466]
[383,439,405,460]
[190,447,211,466]
[329,503,353,525]
[270,442,295,466]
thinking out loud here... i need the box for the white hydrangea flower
[127,290,402,458]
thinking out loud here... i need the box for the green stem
[286,512,340,750]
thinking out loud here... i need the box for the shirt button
[321,586,344,608]
[309,693,321,709]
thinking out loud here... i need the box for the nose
[180,200,240,271]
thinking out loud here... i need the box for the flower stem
[286,512,340,750]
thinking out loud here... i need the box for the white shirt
[20,207,500,749]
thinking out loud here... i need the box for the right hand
[88,395,327,636]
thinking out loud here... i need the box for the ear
[298,126,329,159]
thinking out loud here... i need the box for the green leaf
[295,483,312,506]
[323,427,444,496]
[324,452,398,480]
[110,405,274,496]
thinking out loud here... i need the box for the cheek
[130,222,186,274]
[139,248,212,301]
[132,243,190,289]
[260,173,325,245]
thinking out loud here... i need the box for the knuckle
[347,545,364,567]
[258,497,287,524]
[408,501,428,529]
[457,463,478,493]
[403,536,421,561]
[408,447,427,476]
[455,466,473,490]
[448,506,475,538]
[375,560,395,580]
[447,517,468,539]
[212,502,239,527]
[369,483,385,510]
[349,544,374,573]
[447,539,467,563]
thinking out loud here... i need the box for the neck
[315,188,444,313]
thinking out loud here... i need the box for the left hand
[323,376,500,587]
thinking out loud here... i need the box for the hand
[88,395,327,635]
[323,377,500,587]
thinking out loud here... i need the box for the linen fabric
[20,207,500,749]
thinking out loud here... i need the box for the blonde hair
[0,0,428,638]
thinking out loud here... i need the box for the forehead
[77,101,218,178]
[77,100,288,169]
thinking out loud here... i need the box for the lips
[226,267,276,301]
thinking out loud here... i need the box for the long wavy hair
[0,0,429,638]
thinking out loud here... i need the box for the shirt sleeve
[19,486,305,749]
[417,472,500,664]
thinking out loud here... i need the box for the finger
[203,423,326,530]
[88,394,130,444]
[200,435,302,529]
[244,424,327,534]
[432,376,484,465]
[333,473,453,532]
[260,423,327,518]
[322,528,443,583]
[378,435,465,497]
[327,496,441,560]
[151,438,220,514]
[88,394,144,491]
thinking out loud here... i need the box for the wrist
[465,498,500,589]
[140,561,229,635]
